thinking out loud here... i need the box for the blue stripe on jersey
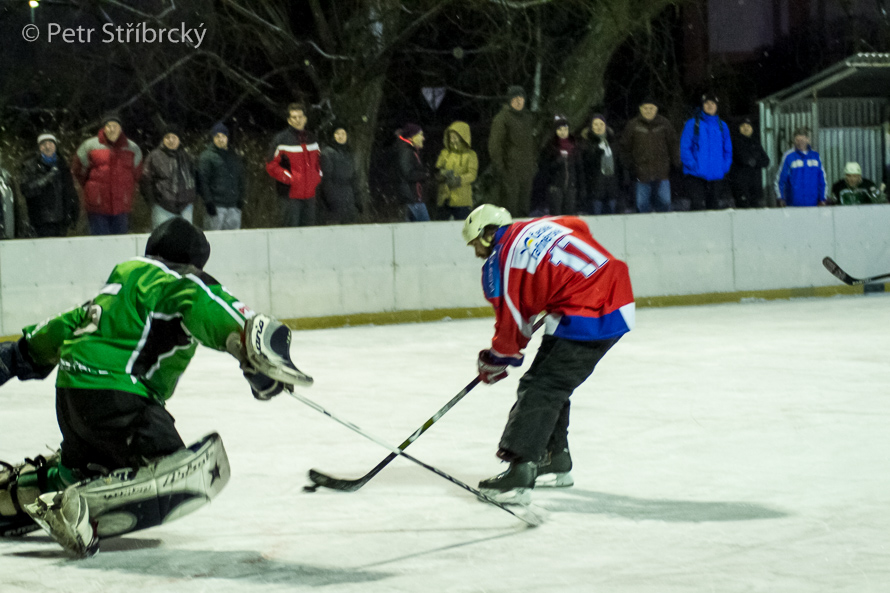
[482,243,504,299]
[552,310,631,341]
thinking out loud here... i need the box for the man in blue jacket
[774,128,827,207]
[680,94,733,210]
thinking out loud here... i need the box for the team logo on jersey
[233,302,255,319]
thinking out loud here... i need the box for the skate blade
[534,472,574,488]
[477,487,532,505]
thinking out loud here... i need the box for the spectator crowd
[0,89,887,239]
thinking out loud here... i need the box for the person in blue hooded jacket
[680,94,733,210]
[774,127,827,207]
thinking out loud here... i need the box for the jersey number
[549,236,608,277]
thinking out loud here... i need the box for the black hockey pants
[56,388,185,478]
[499,335,618,463]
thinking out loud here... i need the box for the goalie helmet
[461,204,512,245]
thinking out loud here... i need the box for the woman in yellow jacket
[435,121,478,220]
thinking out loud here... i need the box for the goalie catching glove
[237,314,313,393]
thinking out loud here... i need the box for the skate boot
[25,487,99,559]
[0,452,61,537]
[478,461,536,505]
[535,448,574,488]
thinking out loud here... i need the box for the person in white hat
[831,162,885,205]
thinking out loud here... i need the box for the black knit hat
[701,93,719,104]
[506,85,526,100]
[639,97,658,107]
[553,114,570,130]
[145,218,211,269]
[210,122,229,138]
[401,123,422,138]
[102,112,122,127]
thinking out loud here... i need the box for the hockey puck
[302,484,319,493]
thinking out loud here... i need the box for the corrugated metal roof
[760,53,890,104]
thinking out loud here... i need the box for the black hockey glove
[243,368,290,401]
[0,338,55,387]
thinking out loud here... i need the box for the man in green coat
[488,86,537,217]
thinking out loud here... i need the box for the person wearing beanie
[72,113,142,235]
[395,123,430,221]
[319,125,363,224]
[831,161,884,205]
[619,98,680,213]
[18,132,79,238]
[534,115,584,216]
[679,93,733,210]
[266,102,322,227]
[488,84,537,217]
[774,127,828,207]
[729,117,770,208]
[198,122,246,230]
[0,216,304,556]
[141,124,197,230]
[581,113,624,214]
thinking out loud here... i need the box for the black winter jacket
[320,143,360,221]
[395,138,428,204]
[197,145,246,208]
[18,153,79,227]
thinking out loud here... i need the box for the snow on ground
[2,294,889,593]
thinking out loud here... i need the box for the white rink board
[625,211,735,295]
[732,208,836,290]
[1,206,889,333]
[832,205,890,282]
[392,221,484,310]
[0,235,140,334]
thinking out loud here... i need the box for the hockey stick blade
[823,256,890,286]
[289,390,542,527]
[305,316,548,493]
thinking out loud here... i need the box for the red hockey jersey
[481,216,635,358]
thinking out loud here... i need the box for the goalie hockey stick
[288,390,544,527]
[822,256,890,285]
[307,316,548,493]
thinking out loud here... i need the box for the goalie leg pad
[74,432,230,538]
[0,451,64,537]
[245,314,313,386]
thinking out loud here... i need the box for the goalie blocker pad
[74,432,230,538]
[245,314,313,387]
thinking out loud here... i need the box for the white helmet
[461,204,512,245]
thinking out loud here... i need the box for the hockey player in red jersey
[462,204,635,504]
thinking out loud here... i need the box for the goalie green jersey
[22,256,252,404]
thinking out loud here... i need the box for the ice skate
[25,487,99,559]
[478,461,536,505]
[535,448,574,488]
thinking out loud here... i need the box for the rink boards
[0,205,888,336]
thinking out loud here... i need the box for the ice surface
[2,294,889,592]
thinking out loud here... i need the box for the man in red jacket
[463,204,635,504]
[266,103,322,227]
[72,114,143,235]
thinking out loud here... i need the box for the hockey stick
[307,376,481,492]
[287,390,543,527]
[306,316,548,493]
[823,256,890,285]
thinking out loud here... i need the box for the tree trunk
[546,1,686,128]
